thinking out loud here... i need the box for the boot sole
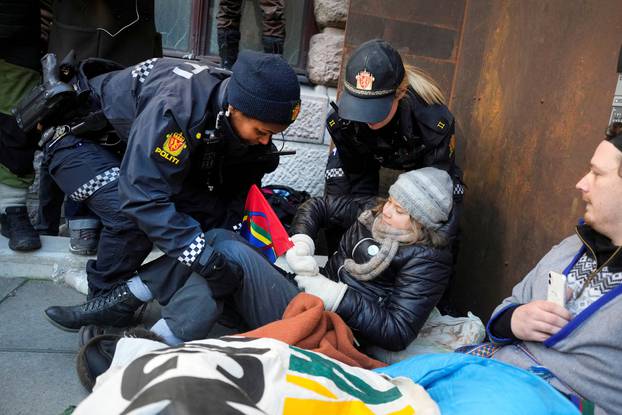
[9,241,42,251]
[69,246,97,256]
[44,312,80,332]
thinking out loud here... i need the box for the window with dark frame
[154,0,317,73]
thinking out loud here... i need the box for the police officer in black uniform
[321,40,464,311]
[324,39,464,242]
[43,50,301,342]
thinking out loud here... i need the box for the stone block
[284,85,331,144]
[307,28,345,87]
[0,234,163,295]
[262,142,329,196]
[314,0,348,29]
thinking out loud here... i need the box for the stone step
[0,234,327,295]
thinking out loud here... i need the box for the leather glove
[295,274,348,312]
[191,248,241,298]
[286,234,318,275]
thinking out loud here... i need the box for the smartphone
[547,271,567,307]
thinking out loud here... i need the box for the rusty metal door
[449,0,622,318]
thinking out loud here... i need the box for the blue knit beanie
[227,50,301,125]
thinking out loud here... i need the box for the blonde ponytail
[399,65,446,106]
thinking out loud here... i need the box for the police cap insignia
[355,70,375,91]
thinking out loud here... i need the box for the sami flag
[240,184,294,263]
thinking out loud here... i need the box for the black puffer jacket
[291,196,453,351]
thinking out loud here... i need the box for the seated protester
[486,131,622,414]
[176,167,453,350]
[287,167,454,351]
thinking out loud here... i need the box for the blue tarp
[375,353,579,415]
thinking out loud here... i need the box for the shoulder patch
[154,131,187,165]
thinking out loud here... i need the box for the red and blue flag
[240,184,293,263]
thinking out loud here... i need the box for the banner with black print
[74,336,439,415]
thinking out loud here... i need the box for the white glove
[290,233,315,256]
[286,234,318,275]
[286,251,319,276]
[295,274,348,312]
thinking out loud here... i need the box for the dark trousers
[45,136,153,294]
[36,157,97,235]
[217,0,285,38]
[205,229,299,329]
[135,228,299,341]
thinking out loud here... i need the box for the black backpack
[261,184,310,234]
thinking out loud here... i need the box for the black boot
[76,325,164,392]
[44,283,144,332]
[0,206,41,251]
[217,29,240,70]
[262,35,284,55]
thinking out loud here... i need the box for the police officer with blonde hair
[323,40,464,309]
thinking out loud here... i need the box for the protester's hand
[295,274,348,312]
[286,235,319,276]
[286,251,319,275]
[510,300,571,342]
[290,233,315,256]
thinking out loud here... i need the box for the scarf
[343,210,418,281]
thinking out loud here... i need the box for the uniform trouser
[216,0,285,38]
[45,136,153,295]
[36,156,97,235]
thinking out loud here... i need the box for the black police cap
[337,39,405,124]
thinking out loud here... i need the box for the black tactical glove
[191,249,242,298]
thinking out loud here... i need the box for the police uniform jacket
[326,88,462,197]
[292,195,452,351]
[88,57,278,266]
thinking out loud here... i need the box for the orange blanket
[242,292,386,369]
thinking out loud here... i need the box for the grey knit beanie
[388,167,453,230]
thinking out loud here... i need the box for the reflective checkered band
[454,183,465,196]
[131,58,158,83]
[178,233,205,266]
[69,167,120,201]
[325,168,344,180]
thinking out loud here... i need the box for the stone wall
[263,0,348,195]
[262,84,336,196]
[307,0,347,86]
